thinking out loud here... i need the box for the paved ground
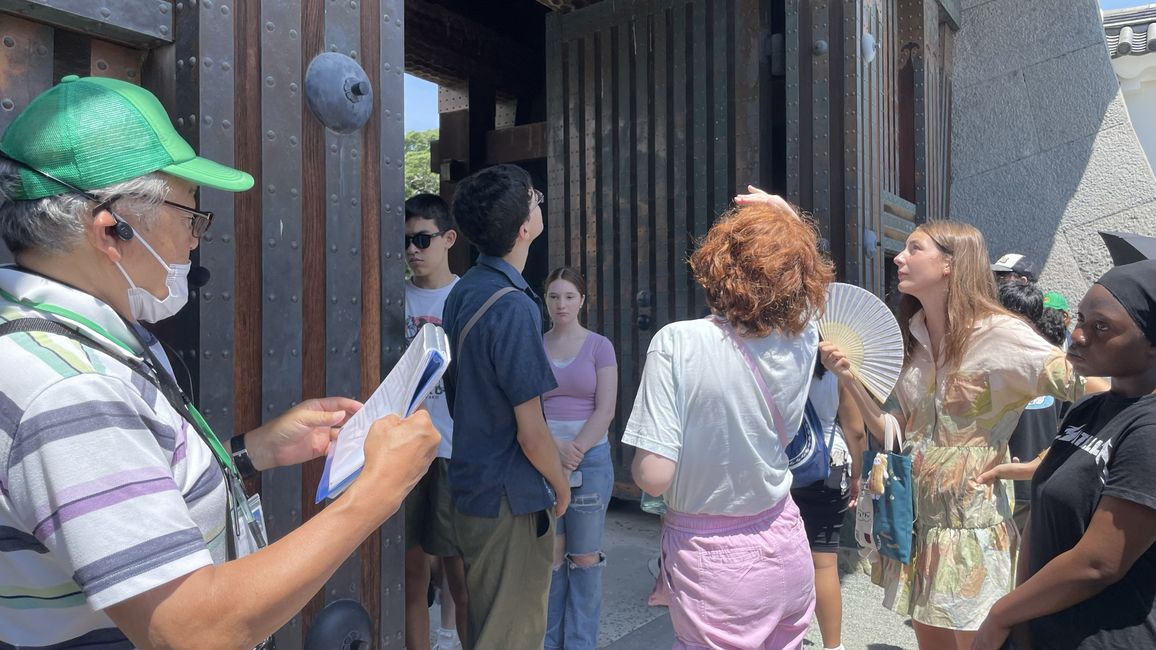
[598,500,918,650]
[429,498,917,649]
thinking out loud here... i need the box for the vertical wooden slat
[671,3,689,322]
[627,8,653,473]
[567,40,583,269]
[299,0,328,631]
[583,32,599,330]
[358,0,385,643]
[259,0,305,646]
[653,8,670,332]
[545,14,567,285]
[689,0,708,314]
[732,0,760,191]
[615,20,633,449]
[839,0,858,285]
[785,0,801,204]
[811,0,831,242]
[234,0,263,451]
[709,0,729,219]
[599,27,615,343]
[378,0,408,644]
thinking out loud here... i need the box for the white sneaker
[435,628,462,650]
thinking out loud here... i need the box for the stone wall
[949,0,1156,304]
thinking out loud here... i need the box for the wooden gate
[544,0,763,489]
[0,1,408,646]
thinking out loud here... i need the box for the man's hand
[246,397,363,471]
[558,439,585,472]
[353,411,440,518]
[554,482,571,518]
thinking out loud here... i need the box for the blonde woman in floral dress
[820,221,1104,650]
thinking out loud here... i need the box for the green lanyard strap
[0,316,263,554]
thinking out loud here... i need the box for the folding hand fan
[817,283,904,404]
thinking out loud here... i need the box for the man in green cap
[1044,291,1072,350]
[0,76,438,648]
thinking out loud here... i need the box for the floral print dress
[883,311,1085,630]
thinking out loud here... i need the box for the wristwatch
[230,434,258,480]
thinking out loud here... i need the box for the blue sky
[403,0,1134,132]
[404,74,439,132]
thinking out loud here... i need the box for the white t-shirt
[808,371,849,460]
[622,317,819,516]
[406,276,459,458]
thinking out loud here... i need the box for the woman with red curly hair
[622,194,834,650]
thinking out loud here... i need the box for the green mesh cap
[0,75,254,199]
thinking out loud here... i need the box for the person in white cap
[992,252,1038,285]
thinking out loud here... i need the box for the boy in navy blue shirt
[442,164,570,649]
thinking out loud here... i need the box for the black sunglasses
[405,231,447,250]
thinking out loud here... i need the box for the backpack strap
[709,317,791,448]
[457,286,519,355]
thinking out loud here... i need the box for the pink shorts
[660,496,815,650]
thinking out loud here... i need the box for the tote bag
[855,414,914,564]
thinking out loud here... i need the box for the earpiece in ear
[113,218,134,241]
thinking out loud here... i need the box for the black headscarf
[1096,259,1156,346]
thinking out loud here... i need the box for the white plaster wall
[950,0,1156,306]
[1113,54,1156,176]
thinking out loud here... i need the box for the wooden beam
[0,0,172,48]
[485,122,547,164]
[405,0,542,97]
[937,0,961,31]
[534,0,602,13]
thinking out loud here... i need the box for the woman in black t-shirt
[973,260,1156,650]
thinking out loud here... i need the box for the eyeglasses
[0,152,214,238]
[164,201,214,238]
[530,188,544,206]
[405,231,446,250]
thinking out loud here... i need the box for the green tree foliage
[404,129,439,198]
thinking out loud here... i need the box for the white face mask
[114,230,191,323]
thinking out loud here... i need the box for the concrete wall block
[950,153,1065,247]
[960,0,998,10]
[1061,202,1156,286]
[952,70,1037,179]
[954,0,1105,90]
[1024,43,1130,152]
[1047,126,1156,227]
[1034,236,1094,306]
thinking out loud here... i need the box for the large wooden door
[544,0,763,490]
[0,1,407,646]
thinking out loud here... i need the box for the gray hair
[0,159,171,255]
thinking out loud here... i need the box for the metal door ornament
[304,52,373,134]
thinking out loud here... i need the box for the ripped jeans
[545,437,614,650]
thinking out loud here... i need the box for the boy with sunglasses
[403,193,466,650]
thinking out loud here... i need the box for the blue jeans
[545,441,613,650]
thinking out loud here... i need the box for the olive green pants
[453,497,555,650]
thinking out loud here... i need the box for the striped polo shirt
[0,266,227,648]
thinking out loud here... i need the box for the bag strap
[457,286,519,355]
[0,316,261,560]
[883,412,904,453]
[709,317,790,448]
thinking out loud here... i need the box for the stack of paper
[316,323,451,502]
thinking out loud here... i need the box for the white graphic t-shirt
[406,276,459,458]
